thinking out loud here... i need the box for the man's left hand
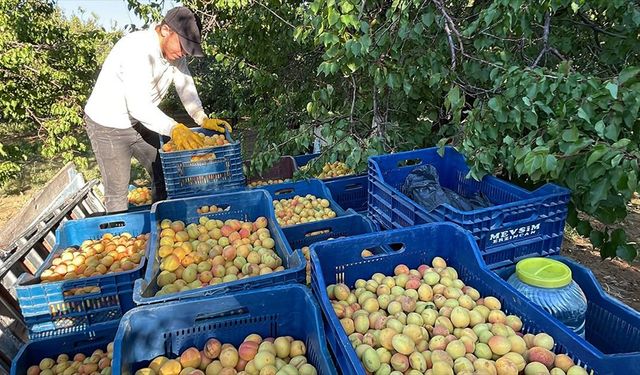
[202,118,232,133]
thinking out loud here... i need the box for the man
[84,6,231,213]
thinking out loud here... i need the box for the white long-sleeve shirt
[84,27,208,136]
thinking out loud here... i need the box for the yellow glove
[202,118,232,133]
[170,123,204,150]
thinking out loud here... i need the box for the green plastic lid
[515,257,572,288]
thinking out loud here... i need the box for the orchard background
[0,0,639,308]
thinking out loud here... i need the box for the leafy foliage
[0,0,118,186]
[107,0,640,260]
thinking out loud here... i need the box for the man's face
[160,25,186,61]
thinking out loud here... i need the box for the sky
[57,0,181,30]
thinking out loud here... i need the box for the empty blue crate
[494,255,640,370]
[324,174,368,213]
[15,211,150,338]
[114,285,337,375]
[259,179,348,227]
[11,321,118,375]
[368,146,571,269]
[282,214,379,251]
[292,153,320,169]
[159,128,245,199]
[133,190,306,305]
[310,224,620,375]
[282,214,382,284]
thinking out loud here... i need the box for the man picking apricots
[83,7,231,213]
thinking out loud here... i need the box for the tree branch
[434,0,464,55]
[443,21,457,69]
[549,47,566,61]
[531,12,551,68]
[433,0,464,69]
[578,11,627,38]
[350,75,357,124]
[250,0,296,30]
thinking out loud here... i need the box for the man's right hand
[171,123,204,150]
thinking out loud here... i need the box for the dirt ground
[561,196,640,311]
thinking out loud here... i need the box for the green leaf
[350,41,361,56]
[566,205,578,226]
[594,120,605,137]
[589,230,604,247]
[604,124,620,141]
[328,7,340,26]
[629,170,638,192]
[589,178,609,205]
[215,53,225,62]
[340,14,358,26]
[387,72,400,89]
[570,2,580,13]
[503,135,514,145]
[488,97,501,112]
[616,244,637,262]
[576,220,592,237]
[562,127,579,142]
[447,86,461,109]
[605,82,618,99]
[310,1,320,13]
[421,13,434,27]
[340,1,354,13]
[586,145,608,166]
[601,241,617,259]
[611,153,624,167]
[611,228,627,245]
[612,138,631,149]
[544,155,557,172]
[619,67,640,85]
[577,107,591,124]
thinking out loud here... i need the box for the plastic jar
[507,257,588,338]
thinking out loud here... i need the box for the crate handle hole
[397,159,421,167]
[345,183,363,191]
[361,248,392,259]
[195,307,249,324]
[99,221,125,229]
[274,188,294,196]
[305,229,330,237]
[388,242,405,252]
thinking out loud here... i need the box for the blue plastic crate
[259,179,347,227]
[368,146,571,269]
[114,285,337,375]
[11,321,118,375]
[324,174,368,213]
[133,190,305,305]
[15,211,151,339]
[309,223,619,375]
[292,153,321,168]
[159,128,245,199]
[494,255,640,368]
[282,214,379,253]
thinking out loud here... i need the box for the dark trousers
[84,114,167,213]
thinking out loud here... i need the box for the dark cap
[163,7,204,57]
